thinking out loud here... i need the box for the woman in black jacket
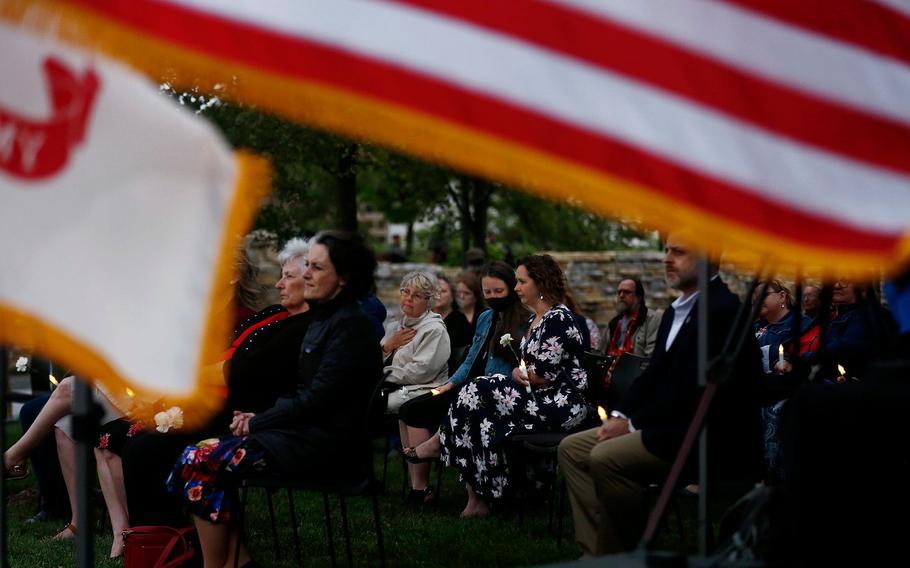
[169,230,382,568]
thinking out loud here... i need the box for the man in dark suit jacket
[558,236,762,556]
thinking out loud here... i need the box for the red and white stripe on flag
[5,0,910,277]
[0,19,269,421]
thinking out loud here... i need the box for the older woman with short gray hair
[381,270,451,505]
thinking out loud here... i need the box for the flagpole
[73,377,94,567]
[696,257,709,555]
[0,347,8,568]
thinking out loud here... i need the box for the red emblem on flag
[0,57,99,180]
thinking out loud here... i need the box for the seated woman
[398,262,528,504]
[121,238,313,529]
[168,230,382,568]
[455,270,487,335]
[3,374,124,543]
[751,280,809,480]
[380,271,450,503]
[433,274,472,352]
[408,255,590,517]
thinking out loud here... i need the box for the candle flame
[126,387,135,398]
[48,374,58,386]
[837,364,846,376]
[430,388,440,396]
[597,406,607,421]
[778,344,784,356]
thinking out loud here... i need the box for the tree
[358,146,450,256]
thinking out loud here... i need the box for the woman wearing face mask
[398,262,529,504]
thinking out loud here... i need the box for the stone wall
[375,252,753,328]
[244,232,752,328]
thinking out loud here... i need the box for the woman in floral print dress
[437,254,590,517]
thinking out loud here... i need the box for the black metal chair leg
[265,488,281,559]
[323,492,337,568]
[287,489,302,567]
[556,475,566,549]
[233,484,247,568]
[340,495,354,568]
[674,493,685,544]
[371,490,386,568]
[382,436,390,492]
[434,460,443,498]
[401,458,409,499]
[547,470,557,533]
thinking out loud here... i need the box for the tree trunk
[471,180,494,253]
[405,221,415,258]
[336,144,359,232]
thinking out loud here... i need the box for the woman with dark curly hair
[409,254,590,517]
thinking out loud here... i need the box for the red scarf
[607,310,639,360]
[221,310,289,361]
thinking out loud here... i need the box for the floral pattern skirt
[167,436,270,524]
[440,374,587,501]
[96,418,145,455]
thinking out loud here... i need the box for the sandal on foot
[4,463,28,480]
[401,447,435,464]
[52,523,77,540]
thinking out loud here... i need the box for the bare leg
[54,428,79,539]
[194,514,234,568]
[461,484,490,518]
[95,448,129,557]
[223,529,251,568]
[4,377,73,469]
[399,422,432,491]
[412,430,441,461]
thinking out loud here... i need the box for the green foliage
[492,188,659,258]
[204,103,356,240]
[358,145,449,226]
[164,87,658,258]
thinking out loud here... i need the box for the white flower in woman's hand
[15,356,28,373]
[154,406,184,433]
[500,334,521,361]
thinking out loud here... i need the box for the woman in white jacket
[381,271,451,504]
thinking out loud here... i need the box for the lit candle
[837,364,847,384]
[430,388,440,396]
[597,406,607,424]
[48,374,58,387]
[778,344,785,366]
[519,359,532,393]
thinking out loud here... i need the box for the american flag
[6,0,910,276]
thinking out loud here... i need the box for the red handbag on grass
[122,525,197,568]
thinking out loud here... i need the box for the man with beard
[558,235,762,557]
[601,278,662,360]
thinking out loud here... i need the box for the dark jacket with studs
[248,295,383,479]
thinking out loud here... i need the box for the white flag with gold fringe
[0,20,269,425]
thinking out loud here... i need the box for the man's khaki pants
[557,428,669,556]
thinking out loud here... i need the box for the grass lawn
[2,422,707,567]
